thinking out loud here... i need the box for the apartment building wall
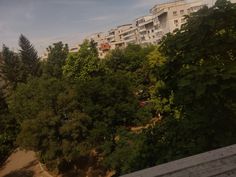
[86,24,138,58]
[136,15,154,45]
[86,32,110,58]
[107,24,134,49]
[118,24,138,47]
[85,32,107,46]
[147,0,206,44]
[84,0,214,58]
[151,0,205,35]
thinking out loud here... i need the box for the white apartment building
[133,0,205,46]
[117,24,138,47]
[86,25,135,58]
[86,24,136,58]
[80,0,236,58]
[86,32,107,45]
[84,0,236,58]
[85,32,109,58]
[150,0,205,37]
[106,24,134,49]
[135,15,161,45]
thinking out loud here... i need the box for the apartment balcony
[150,0,185,15]
[114,40,125,45]
[106,35,115,40]
[123,32,137,40]
[69,47,79,53]
[123,37,137,43]
[139,28,147,33]
[114,41,125,48]
[106,36,116,43]
[138,19,154,27]
[119,27,137,35]
[153,8,168,17]
[155,28,163,34]
[99,43,111,51]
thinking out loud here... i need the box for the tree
[101,1,236,174]
[129,0,236,172]
[0,45,21,91]
[8,77,69,123]
[19,34,40,80]
[6,1,236,175]
[105,44,156,101]
[75,72,152,175]
[160,0,236,149]
[63,40,102,81]
[10,77,89,171]
[0,47,21,162]
[43,42,68,78]
[0,88,18,164]
[17,109,93,171]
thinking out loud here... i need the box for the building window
[180,10,184,14]
[173,11,177,16]
[174,19,178,24]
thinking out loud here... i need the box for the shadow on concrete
[3,169,34,177]
[1,159,38,177]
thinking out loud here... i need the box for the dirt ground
[0,149,53,177]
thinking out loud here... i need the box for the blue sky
[0,0,167,55]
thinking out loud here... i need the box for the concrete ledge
[120,144,236,177]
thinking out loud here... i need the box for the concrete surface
[121,144,236,177]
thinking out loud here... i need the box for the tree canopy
[1,1,236,176]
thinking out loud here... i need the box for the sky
[0,0,169,55]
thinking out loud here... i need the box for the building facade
[83,0,231,58]
[149,0,205,41]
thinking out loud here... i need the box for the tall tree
[160,0,236,149]
[0,45,21,91]
[63,40,102,81]
[0,88,18,164]
[19,34,40,80]
[130,0,236,172]
[43,42,69,78]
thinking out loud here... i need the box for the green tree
[63,40,102,81]
[75,72,152,175]
[43,42,69,78]
[104,1,236,174]
[0,45,22,90]
[0,89,18,164]
[0,46,21,163]
[160,0,236,149]
[17,109,92,171]
[105,44,155,101]
[10,77,91,171]
[19,34,40,80]
[8,77,69,122]
[128,0,236,173]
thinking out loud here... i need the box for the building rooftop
[121,144,236,177]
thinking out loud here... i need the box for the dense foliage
[0,0,235,176]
